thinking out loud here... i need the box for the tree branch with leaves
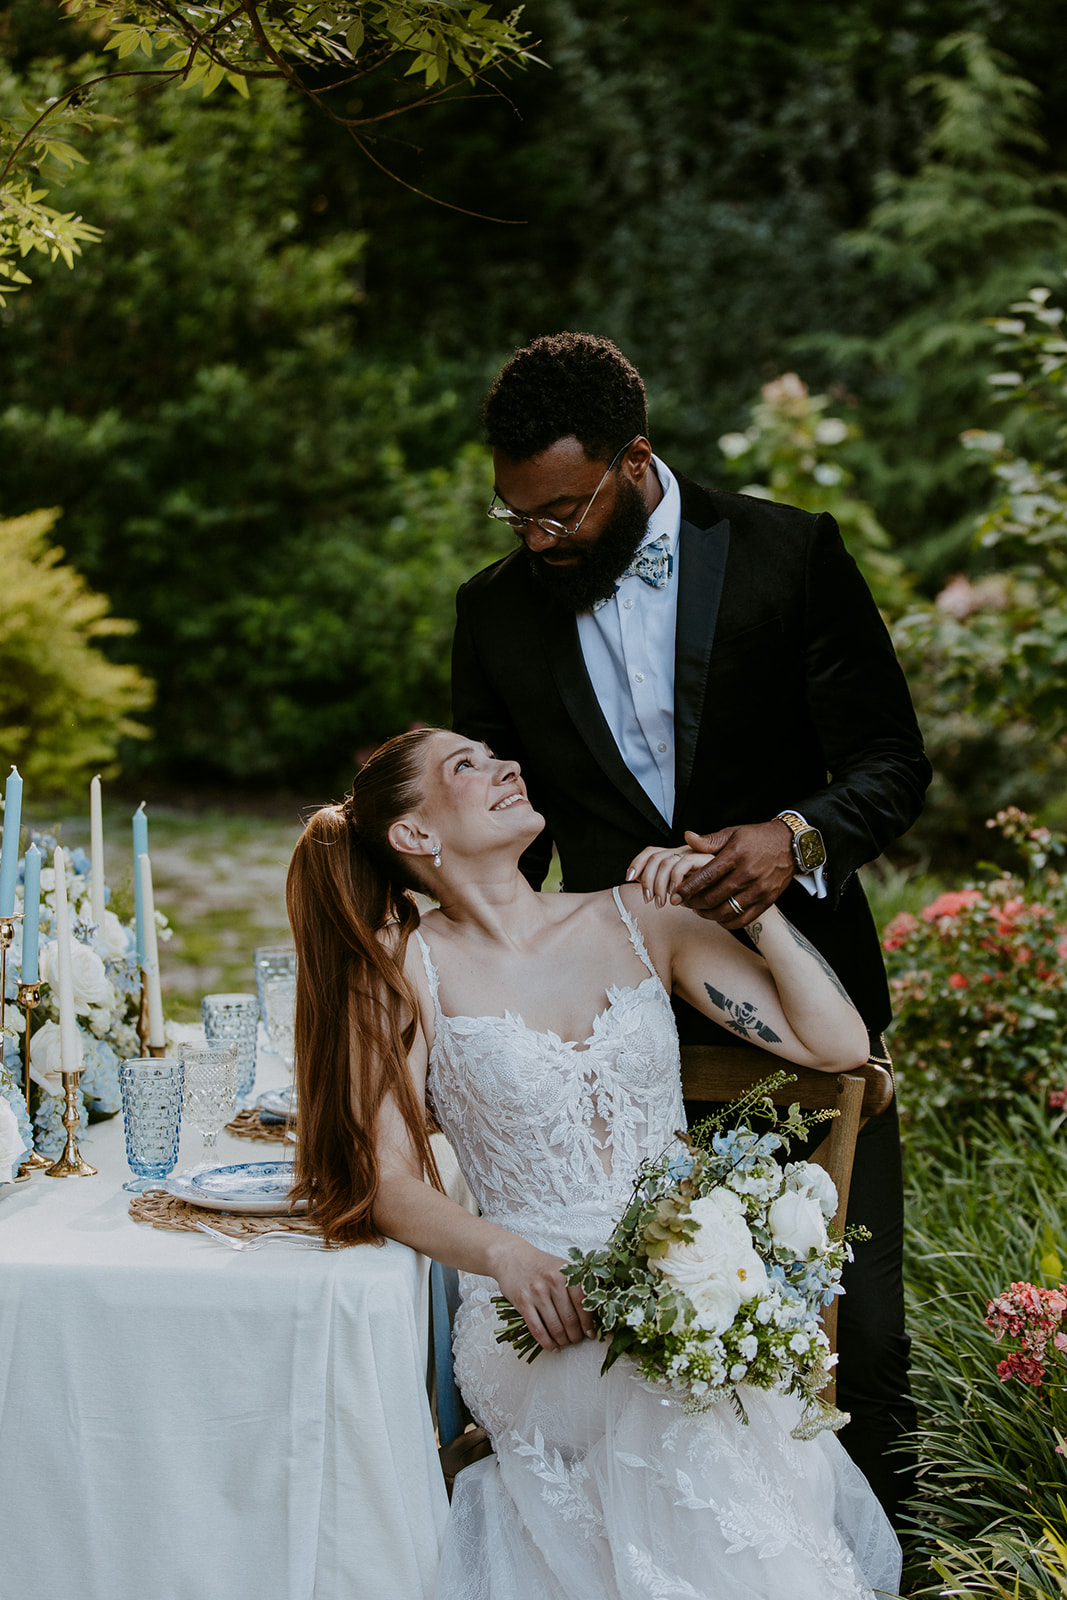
[0,1,535,298]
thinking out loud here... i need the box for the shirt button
[634,672,645,683]
[623,598,634,610]
[657,742,667,753]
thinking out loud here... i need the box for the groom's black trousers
[819,1092,915,1523]
[685,1038,916,1528]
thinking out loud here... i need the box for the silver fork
[194,1220,325,1251]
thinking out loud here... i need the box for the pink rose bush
[986,1280,1067,1389]
[882,809,1067,1116]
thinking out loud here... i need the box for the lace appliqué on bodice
[417,887,684,1254]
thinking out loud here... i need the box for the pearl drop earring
[433,847,442,868]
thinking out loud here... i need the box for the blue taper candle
[0,765,24,918]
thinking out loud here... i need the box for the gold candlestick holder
[45,1070,97,1178]
[17,979,49,1172]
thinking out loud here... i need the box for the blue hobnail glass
[201,993,259,1105]
[120,1058,185,1193]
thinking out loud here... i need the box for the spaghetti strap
[413,929,444,1029]
[610,885,658,979]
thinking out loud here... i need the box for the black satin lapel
[539,602,671,839]
[673,517,730,821]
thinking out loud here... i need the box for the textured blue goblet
[120,1058,184,1193]
[202,993,259,1104]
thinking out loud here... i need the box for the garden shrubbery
[884,809,1067,1117]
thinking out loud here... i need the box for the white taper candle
[139,853,166,1049]
[53,849,82,1075]
[89,775,105,928]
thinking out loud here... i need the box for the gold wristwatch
[776,811,827,874]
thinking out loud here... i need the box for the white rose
[29,1018,84,1092]
[97,909,133,960]
[785,1160,839,1221]
[689,1189,745,1228]
[767,1189,829,1258]
[41,937,113,1014]
[0,1096,26,1184]
[656,1191,768,1335]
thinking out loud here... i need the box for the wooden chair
[435,1045,894,1485]
[680,1043,894,1382]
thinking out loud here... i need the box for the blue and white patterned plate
[163,1161,306,1215]
[255,1086,296,1122]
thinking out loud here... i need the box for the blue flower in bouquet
[69,847,90,876]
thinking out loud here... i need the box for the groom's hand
[673,822,794,927]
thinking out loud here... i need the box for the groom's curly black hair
[482,332,648,464]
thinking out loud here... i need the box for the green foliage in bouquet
[883,807,1067,1118]
[0,508,151,792]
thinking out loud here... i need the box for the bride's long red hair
[286,728,444,1246]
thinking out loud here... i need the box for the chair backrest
[680,1044,893,1385]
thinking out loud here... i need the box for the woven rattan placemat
[225,1108,292,1144]
[128,1189,322,1238]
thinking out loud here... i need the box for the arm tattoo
[748,920,763,947]
[704,982,783,1045]
[780,919,858,1009]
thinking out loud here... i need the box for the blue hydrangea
[80,1034,121,1115]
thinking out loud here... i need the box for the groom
[451,332,930,1522]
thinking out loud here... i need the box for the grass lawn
[27,796,305,1022]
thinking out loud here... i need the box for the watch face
[795,829,826,871]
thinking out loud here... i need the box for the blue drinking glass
[120,1058,184,1193]
[201,993,259,1105]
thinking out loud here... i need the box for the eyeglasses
[487,436,643,540]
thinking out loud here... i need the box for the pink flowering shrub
[883,808,1067,1115]
[986,1280,1067,1388]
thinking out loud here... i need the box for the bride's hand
[489,1239,594,1353]
[626,843,717,909]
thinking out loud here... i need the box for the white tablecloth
[0,1065,451,1600]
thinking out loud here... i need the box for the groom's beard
[522,479,650,614]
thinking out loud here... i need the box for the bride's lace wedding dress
[417,889,902,1600]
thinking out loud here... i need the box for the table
[0,1060,451,1600]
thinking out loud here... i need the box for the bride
[286,727,902,1599]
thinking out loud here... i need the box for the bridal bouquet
[494,1074,864,1439]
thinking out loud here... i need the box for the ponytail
[287,729,444,1246]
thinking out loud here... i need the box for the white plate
[163,1161,306,1215]
[255,1087,296,1120]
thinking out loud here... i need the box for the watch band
[776,811,827,874]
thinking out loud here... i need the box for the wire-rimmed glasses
[486,435,642,540]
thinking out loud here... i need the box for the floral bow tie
[620,534,673,590]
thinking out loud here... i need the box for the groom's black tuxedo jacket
[452,472,931,1046]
